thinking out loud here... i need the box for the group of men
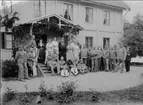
[15,36,38,82]
[15,34,131,81]
[80,44,131,73]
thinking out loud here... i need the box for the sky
[0,0,143,23]
[124,1,143,23]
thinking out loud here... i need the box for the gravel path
[2,66,143,93]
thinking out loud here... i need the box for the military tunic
[15,50,28,80]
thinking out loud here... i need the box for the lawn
[2,83,143,105]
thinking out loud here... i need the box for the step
[39,65,47,67]
[40,67,47,70]
[38,63,46,66]
[43,71,52,74]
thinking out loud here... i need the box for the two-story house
[0,0,130,60]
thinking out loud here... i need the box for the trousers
[17,62,28,80]
[91,57,98,72]
[125,60,130,72]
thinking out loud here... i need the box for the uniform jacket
[110,50,116,59]
[15,50,27,63]
[125,51,131,61]
[103,49,110,59]
[80,48,88,58]
[117,47,127,60]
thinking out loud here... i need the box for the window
[85,7,93,23]
[2,33,13,49]
[85,37,93,48]
[2,0,12,14]
[103,38,110,49]
[103,11,110,25]
[63,3,73,21]
[34,0,41,17]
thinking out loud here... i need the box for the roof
[91,0,130,10]
[72,0,130,10]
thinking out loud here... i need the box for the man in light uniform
[15,45,29,82]
[103,45,110,71]
[117,44,127,73]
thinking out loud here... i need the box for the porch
[12,14,83,77]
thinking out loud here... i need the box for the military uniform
[125,49,131,72]
[98,49,105,71]
[15,49,29,81]
[117,47,127,72]
[91,49,98,72]
[109,49,116,71]
[80,47,88,65]
[47,53,59,75]
[103,49,110,71]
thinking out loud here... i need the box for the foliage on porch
[12,16,83,56]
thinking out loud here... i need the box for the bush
[3,87,16,102]
[56,81,77,104]
[91,90,101,102]
[2,59,18,78]
[38,81,48,97]
[19,94,31,105]
[92,92,100,102]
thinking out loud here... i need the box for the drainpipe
[45,0,46,15]
[10,0,13,14]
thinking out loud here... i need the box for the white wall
[1,49,13,60]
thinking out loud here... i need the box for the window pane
[5,34,12,41]
[63,4,73,21]
[85,7,93,23]
[6,41,12,49]
[34,0,40,17]
[103,11,110,25]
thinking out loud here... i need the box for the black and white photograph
[0,0,143,105]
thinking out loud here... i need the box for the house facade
[0,0,130,60]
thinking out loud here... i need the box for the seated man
[59,56,66,70]
[47,51,58,75]
[77,59,88,74]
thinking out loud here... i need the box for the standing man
[91,47,98,72]
[117,44,127,73]
[87,47,93,72]
[15,45,29,82]
[103,45,110,71]
[109,47,116,71]
[125,47,131,72]
[80,44,88,65]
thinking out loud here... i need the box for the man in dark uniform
[125,47,131,72]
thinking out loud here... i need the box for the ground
[2,66,143,94]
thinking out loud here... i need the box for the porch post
[30,23,33,36]
[58,19,61,29]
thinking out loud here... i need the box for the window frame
[33,0,41,17]
[85,7,93,24]
[103,10,110,25]
[4,33,13,50]
[103,37,110,49]
[85,37,93,48]
[63,3,73,21]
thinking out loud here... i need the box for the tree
[1,12,19,32]
[121,14,143,57]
